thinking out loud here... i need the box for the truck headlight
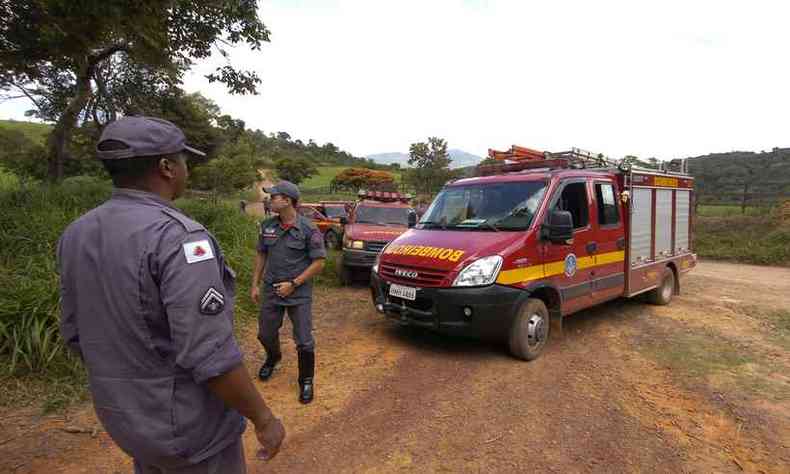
[452,256,503,287]
[343,235,365,249]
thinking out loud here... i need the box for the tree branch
[11,83,43,110]
[87,43,130,72]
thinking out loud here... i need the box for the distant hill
[686,147,790,203]
[367,149,484,169]
[0,120,51,144]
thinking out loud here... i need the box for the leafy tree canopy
[0,0,270,180]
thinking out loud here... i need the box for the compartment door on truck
[541,178,596,315]
[590,179,626,305]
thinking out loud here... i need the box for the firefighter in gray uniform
[57,116,285,473]
[251,181,326,404]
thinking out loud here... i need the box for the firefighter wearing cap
[57,116,285,473]
[251,180,326,404]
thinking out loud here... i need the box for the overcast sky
[2,0,789,160]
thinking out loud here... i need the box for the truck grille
[380,263,449,287]
[365,241,388,253]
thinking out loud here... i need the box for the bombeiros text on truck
[370,145,696,360]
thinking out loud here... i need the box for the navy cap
[264,180,300,202]
[96,116,206,160]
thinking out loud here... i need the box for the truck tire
[324,230,339,250]
[508,298,550,361]
[647,266,675,305]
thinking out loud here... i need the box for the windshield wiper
[418,220,446,230]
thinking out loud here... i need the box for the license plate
[389,283,416,301]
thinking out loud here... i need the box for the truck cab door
[590,179,627,304]
[541,178,596,315]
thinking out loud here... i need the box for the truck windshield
[323,206,347,219]
[355,206,410,225]
[419,181,547,231]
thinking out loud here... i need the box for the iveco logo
[394,268,419,279]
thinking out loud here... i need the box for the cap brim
[184,145,206,157]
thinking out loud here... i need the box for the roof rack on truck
[479,145,690,178]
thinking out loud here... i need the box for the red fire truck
[339,190,417,285]
[370,146,696,360]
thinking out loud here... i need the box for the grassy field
[0,119,51,144]
[0,171,344,412]
[300,165,403,189]
[695,203,790,266]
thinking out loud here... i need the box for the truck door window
[595,182,620,226]
[554,182,589,230]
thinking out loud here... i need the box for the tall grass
[1,173,340,410]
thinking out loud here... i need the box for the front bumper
[370,271,523,341]
[342,248,378,268]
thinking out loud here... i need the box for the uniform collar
[111,188,179,211]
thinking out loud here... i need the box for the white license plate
[389,283,416,301]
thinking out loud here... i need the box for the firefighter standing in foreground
[57,117,285,473]
[251,181,326,404]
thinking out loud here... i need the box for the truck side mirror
[544,210,574,243]
[407,211,417,228]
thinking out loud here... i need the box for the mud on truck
[371,146,696,360]
[338,190,417,285]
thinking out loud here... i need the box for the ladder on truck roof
[479,145,690,177]
[479,145,620,175]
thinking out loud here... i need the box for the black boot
[258,351,281,381]
[297,350,315,404]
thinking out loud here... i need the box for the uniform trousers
[258,298,315,354]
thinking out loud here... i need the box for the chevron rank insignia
[200,287,225,315]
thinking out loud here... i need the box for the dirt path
[2,261,789,473]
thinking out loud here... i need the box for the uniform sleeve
[158,227,243,384]
[256,221,268,254]
[56,235,82,360]
[307,225,327,260]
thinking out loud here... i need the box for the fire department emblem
[564,253,578,277]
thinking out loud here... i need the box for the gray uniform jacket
[57,189,245,468]
[257,215,326,306]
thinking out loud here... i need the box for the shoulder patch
[162,208,205,233]
[183,239,215,264]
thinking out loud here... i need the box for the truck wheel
[324,230,339,250]
[508,298,550,361]
[648,267,675,305]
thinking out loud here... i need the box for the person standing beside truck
[251,181,326,404]
[57,116,285,473]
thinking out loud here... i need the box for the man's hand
[255,415,286,461]
[250,285,260,304]
[273,281,295,298]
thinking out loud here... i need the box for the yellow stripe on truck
[496,250,625,285]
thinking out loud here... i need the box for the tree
[331,168,395,192]
[0,1,270,181]
[189,135,267,198]
[404,137,458,194]
[275,157,317,185]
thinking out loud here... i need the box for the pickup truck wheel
[648,267,675,305]
[508,298,550,361]
[324,230,339,250]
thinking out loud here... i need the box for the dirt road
[2,261,788,473]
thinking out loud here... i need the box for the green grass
[697,204,772,217]
[695,214,790,266]
[0,175,344,411]
[0,119,51,144]
[300,165,403,190]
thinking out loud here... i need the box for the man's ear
[159,157,176,179]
